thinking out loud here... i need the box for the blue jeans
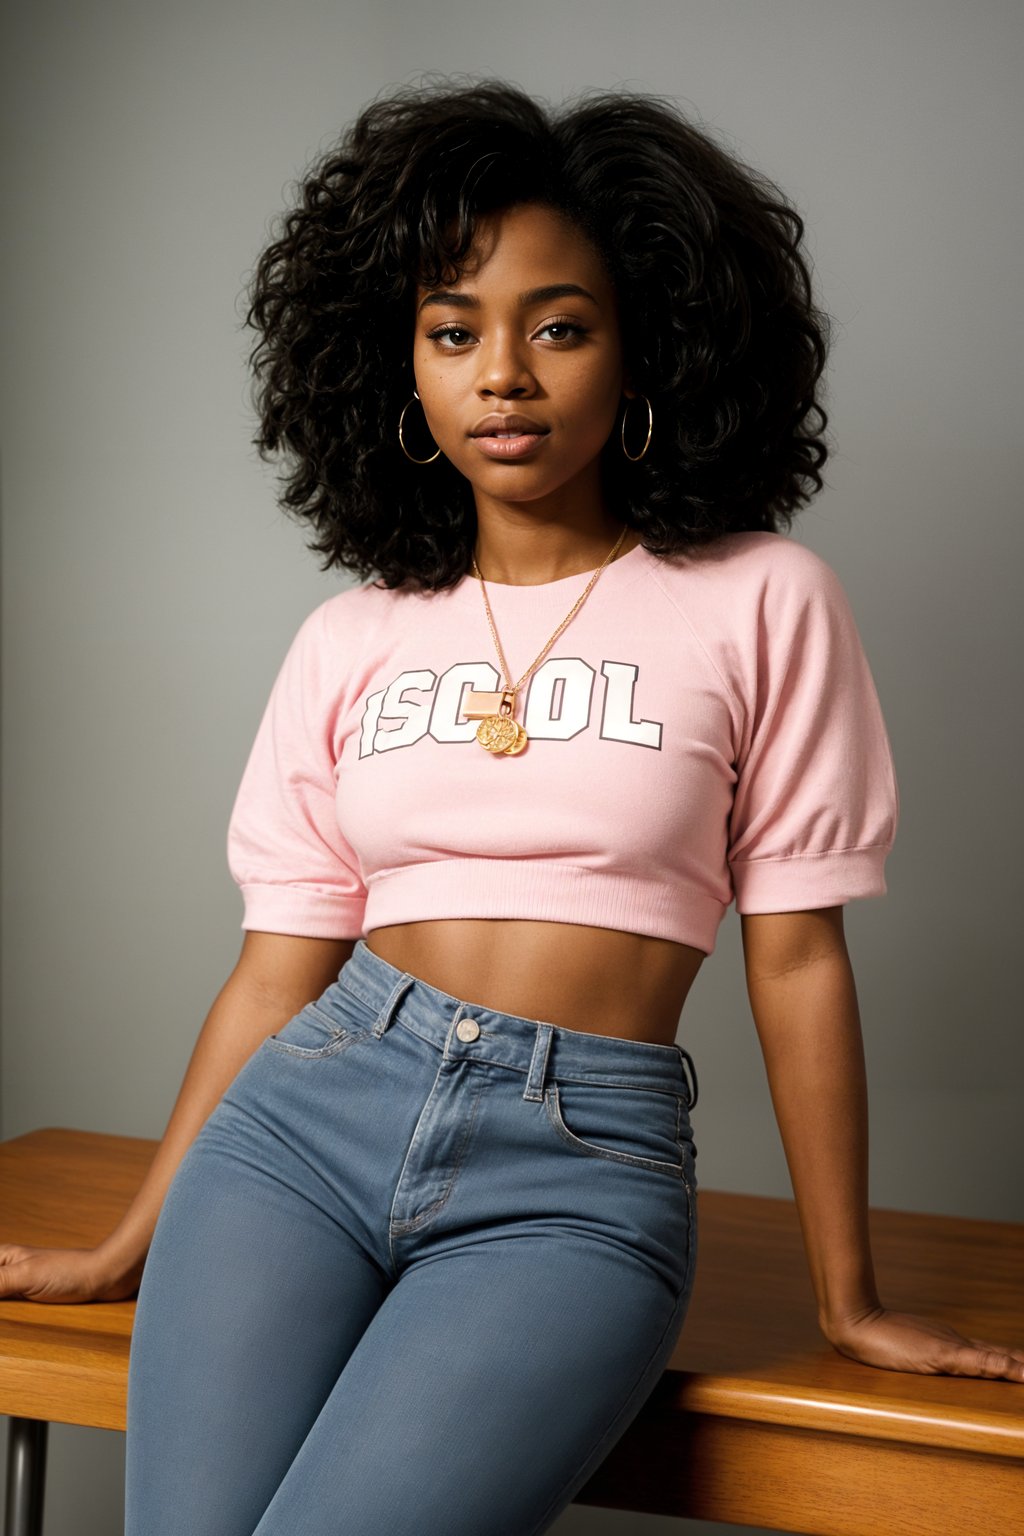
[125,938,699,1535]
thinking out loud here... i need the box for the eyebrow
[417,282,599,315]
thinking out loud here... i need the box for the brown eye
[536,320,587,344]
[427,325,474,348]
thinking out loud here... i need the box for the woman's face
[412,202,631,514]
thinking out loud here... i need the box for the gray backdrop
[2,2,1021,1532]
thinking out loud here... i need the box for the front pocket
[264,1001,360,1060]
[544,1079,686,1178]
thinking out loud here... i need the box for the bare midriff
[363,919,707,1047]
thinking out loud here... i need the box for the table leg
[4,1418,47,1536]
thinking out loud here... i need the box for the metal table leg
[4,1419,47,1536]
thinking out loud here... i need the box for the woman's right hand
[0,1242,144,1304]
[0,938,354,1309]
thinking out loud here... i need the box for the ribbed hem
[364,859,725,953]
[238,883,366,940]
[730,844,891,913]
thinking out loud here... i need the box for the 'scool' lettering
[358,657,663,756]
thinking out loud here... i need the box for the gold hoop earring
[621,394,653,461]
[398,389,441,464]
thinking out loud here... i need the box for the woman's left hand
[824,1306,1024,1381]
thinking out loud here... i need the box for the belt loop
[373,974,415,1039]
[676,1045,699,1110]
[523,1022,554,1102]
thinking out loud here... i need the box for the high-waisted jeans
[125,938,699,1536]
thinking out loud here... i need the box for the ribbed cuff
[730,844,891,913]
[238,882,366,940]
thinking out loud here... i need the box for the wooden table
[1,1127,1022,1536]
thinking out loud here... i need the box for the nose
[475,328,536,399]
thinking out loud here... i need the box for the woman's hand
[824,1305,1024,1382]
[0,1242,143,1304]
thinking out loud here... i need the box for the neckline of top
[449,537,651,602]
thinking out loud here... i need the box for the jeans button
[456,1017,480,1042]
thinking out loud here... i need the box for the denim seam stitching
[263,1034,365,1060]
[387,1070,484,1258]
[337,977,386,1023]
[343,976,684,1073]
[676,1094,694,1200]
[544,1082,684,1178]
[681,1152,697,1299]
[551,1076,681,1096]
[263,1003,367,1060]
[389,1084,482,1239]
[308,1000,353,1033]
[376,1012,683,1094]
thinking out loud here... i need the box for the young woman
[4,78,1023,1536]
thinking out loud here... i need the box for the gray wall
[2,2,1021,1533]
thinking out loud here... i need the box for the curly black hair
[243,76,831,592]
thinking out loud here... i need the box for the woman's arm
[0,931,356,1303]
[741,906,1024,1383]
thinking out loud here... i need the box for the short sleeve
[226,600,367,939]
[727,552,899,913]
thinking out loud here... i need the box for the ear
[621,374,638,401]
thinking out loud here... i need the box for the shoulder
[294,574,407,650]
[640,533,866,720]
[657,533,860,650]
[646,531,854,644]
[259,578,405,709]
[656,529,845,598]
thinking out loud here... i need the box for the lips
[469,413,548,438]
[468,412,550,461]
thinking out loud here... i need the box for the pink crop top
[226,530,899,955]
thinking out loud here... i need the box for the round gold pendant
[503,723,528,754]
[477,714,520,753]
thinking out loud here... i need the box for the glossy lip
[469,411,549,461]
[469,412,549,438]
[471,434,548,461]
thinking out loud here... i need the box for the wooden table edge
[666,1371,1024,1458]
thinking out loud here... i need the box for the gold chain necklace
[460,526,631,755]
